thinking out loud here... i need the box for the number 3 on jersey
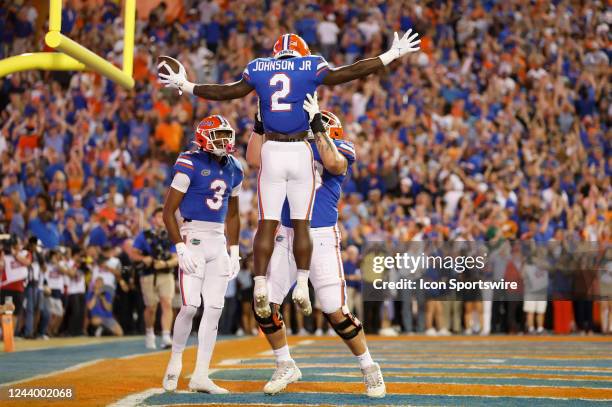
[270,73,291,112]
[206,179,227,210]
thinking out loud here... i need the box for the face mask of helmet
[205,129,235,156]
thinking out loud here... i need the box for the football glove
[379,30,421,66]
[175,242,198,275]
[158,58,195,96]
[303,92,320,122]
[304,93,325,134]
[228,245,240,280]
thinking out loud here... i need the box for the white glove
[378,29,421,66]
[228,245,240,280]
[175,242,198,275]
[303,92,320,122]
[157,58,195,95]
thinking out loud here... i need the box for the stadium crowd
[0,0,610,341]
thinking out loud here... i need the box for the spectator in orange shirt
[154,115,183,153]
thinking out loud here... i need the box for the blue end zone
[0,335,202,385]
[143,391,608,406]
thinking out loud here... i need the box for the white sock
[297,269,309,282]
[162,330,172,342]
[357,349,374,369]
[273,345,292,362]
[171,306,197,353]
[169,351,182,365]
[193,306,223,378]
[146,327,155,337]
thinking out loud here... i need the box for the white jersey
[63,260,86,295]
[46,264,65,291]
[91,262,117,290]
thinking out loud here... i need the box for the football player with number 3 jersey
[246,93,386,398]
[158,30,421,321]
[161,115,243,394]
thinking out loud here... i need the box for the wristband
[310,113,326,134]
[182,81,195,95]
[378,50,397,66]
[253,114,264,135]
[175,242,187,253]
[230,245,239,258]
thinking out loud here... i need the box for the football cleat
[254,278,271,318]
[272,34,310,59]
[162,353,182,392]
[361,362,386,398]
[188,376,229,394]
[292,278,312,316]
[263,360,302,395]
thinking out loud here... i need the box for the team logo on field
[190,238,201,245]
[275,235,284,242]
[201,169,210,176]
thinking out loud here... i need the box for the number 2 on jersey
[206,179,227,210]
[269,73,291,112]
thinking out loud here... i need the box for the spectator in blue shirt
[88,218,110,248]
[86,277,123,337]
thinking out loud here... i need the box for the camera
[0,234,16,255]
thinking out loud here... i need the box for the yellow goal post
[0,0,135,89]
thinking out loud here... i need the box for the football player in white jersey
[161,115,243,394]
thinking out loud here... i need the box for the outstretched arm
[158,57,253,100]
[192,79,254,100]
[323,30,421,86]
[323,57,384,86]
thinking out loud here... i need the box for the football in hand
[157,55,182,76]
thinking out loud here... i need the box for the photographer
[44,249,69,337]
[128,207,177,349]
[86,277,123,337]
[23,237,49,339]
[61,248,87,336]
[0,236,30,335]
[114,239,143,335]
[90,245,122,296]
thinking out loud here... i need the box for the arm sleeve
[335,140,356,165]
[170,172,191,193]
[314,56,330,85]
[173,154,196,181]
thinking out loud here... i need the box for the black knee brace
[325,307,363,340]
[253,302,284,334]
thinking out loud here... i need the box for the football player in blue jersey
[158,30,420,320]
[161,115,243,394]
[246,93,385,398]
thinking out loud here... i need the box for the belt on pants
[265,131,309,142]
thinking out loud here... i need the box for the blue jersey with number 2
[173,151,243,223]
[242,56,329,135]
